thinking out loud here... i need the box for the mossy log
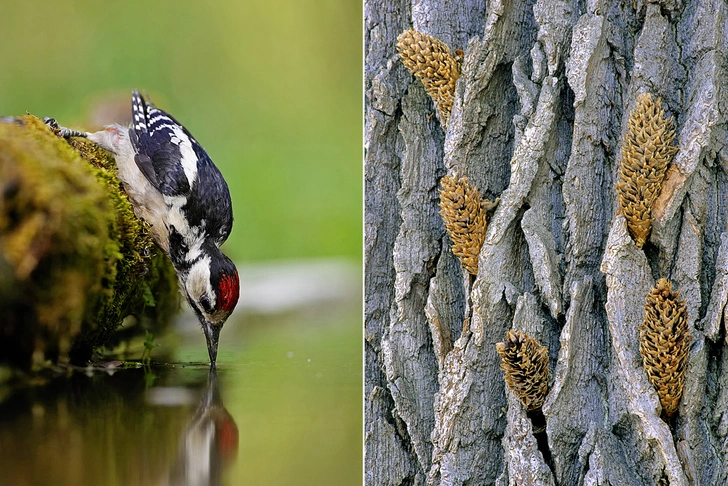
[0,115,179,369]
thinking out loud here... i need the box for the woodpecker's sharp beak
[203,322,221,366]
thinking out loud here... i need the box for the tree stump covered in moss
[0,115,179,368]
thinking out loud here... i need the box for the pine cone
[639,278,691,418]
[615,93,678,248]
[496,330,550,412]
[396,28,460,128]
[439,175,488,276]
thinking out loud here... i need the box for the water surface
[0,300,361,486]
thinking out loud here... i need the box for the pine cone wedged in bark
[438,175,488,276]
[496,330,550,412]
[615,93,678,248]
[396,28,460,128]
[639,278,691,418]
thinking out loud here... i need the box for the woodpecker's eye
[199,295,213,313]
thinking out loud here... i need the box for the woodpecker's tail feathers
[131,90,149,133]
[132,90,183,138]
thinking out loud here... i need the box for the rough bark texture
[365,1,728,485]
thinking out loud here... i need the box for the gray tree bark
[365,1,728,485]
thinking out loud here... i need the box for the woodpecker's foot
[43,117,88,138]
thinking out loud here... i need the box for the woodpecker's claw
[43,117,59,128]
[202,322,221,366]
[43,117,88,139]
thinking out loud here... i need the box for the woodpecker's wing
[129,90,234,244]
[129,91,193,196]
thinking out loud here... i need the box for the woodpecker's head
[183,250,239,365]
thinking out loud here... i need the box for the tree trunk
[365,1,728,485]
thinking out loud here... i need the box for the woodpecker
[46,91,239,365]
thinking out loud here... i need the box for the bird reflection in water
[166,369,239,486]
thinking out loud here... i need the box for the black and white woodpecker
[47,90,239,365]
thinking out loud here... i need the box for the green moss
[0,116,179,369]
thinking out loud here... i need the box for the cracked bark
[365,0,728,485]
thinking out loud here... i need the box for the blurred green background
[0,0,361,262]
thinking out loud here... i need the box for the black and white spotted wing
[129,90,234,245]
